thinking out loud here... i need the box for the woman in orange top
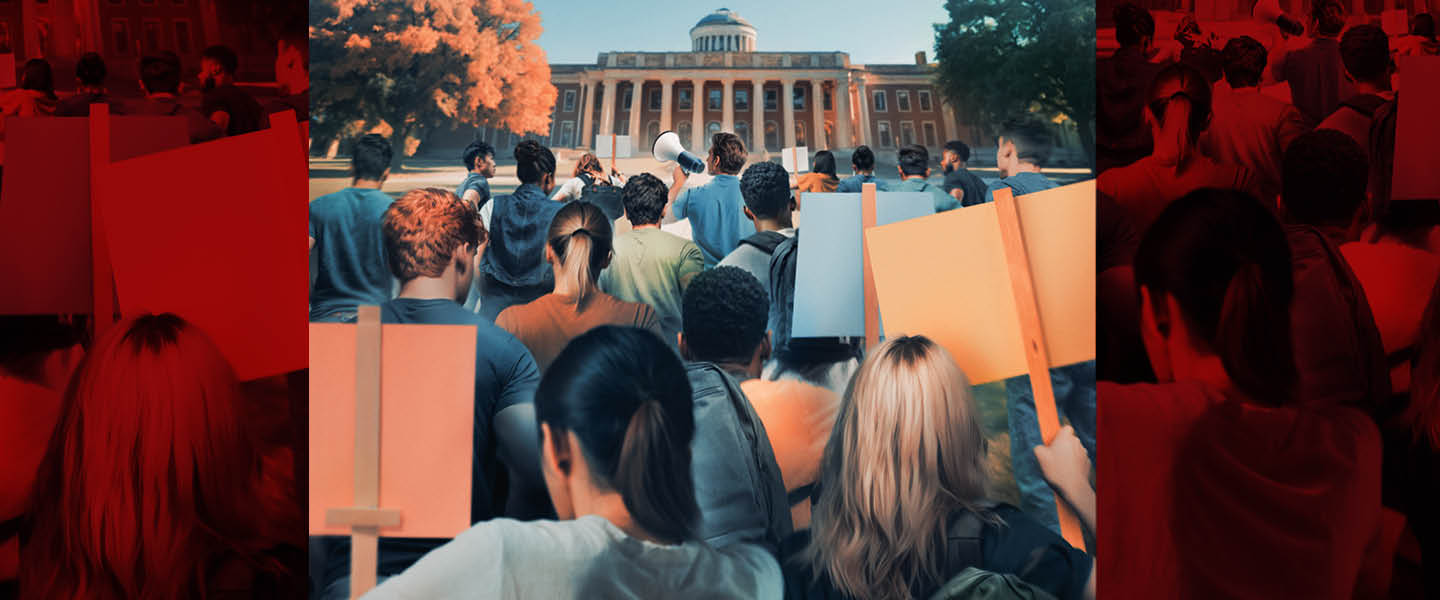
[497,201,662,372]
[793,150,839,194]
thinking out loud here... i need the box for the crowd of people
[307,114,1096,598]
[1096,2,1439,596]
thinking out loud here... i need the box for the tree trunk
[388,125,411,173]
[1075,115,1096,176]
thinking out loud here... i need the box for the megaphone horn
[1254,0,1304,36]
[652,131,706,174]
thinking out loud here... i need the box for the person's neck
[711,360,757,381]
[1175,353,1236,397]
[1352,80,1391,95]
[902,173,926,181]
[577,490,669,545]
[397,276,459,302]
[631,222,662,231]
[1007,163,1042,175]
[352,178,384,189]
[853,169,873,177]
[754,216,792,232]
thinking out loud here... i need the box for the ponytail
[1152,95,1193,167]
[547,202,613,311]
[613,398,698,544]
[1147,63,1211,168]
[1214,262,1295,404]
[554,230,598,309]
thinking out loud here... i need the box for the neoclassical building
[476,8,976,157]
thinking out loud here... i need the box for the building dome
[690,8,756,52]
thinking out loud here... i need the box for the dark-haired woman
[1077,189,1383,597]
[365,326,782,599]
[793,150,838,194]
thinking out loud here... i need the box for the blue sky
[529,1,951,65]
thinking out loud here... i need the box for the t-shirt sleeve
[677,241,705,291]
[496,338,541,412]
[672,187,693,219]
[365,521,508,599]
[308,204,318,241]
[985,508,1093,600]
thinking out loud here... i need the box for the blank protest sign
[1392,56,1440,201]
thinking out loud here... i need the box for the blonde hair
[546,201,612,311]
[804,336,994,599]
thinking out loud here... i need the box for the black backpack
[767,232,800,356]
[738,230,789,256]
[578,173,625,222]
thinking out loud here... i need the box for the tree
[311,0,556,169]
[933,0,1096,170]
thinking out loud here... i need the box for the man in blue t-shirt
[668,132,756,267]
[316,187,544,600]
[308,134,396,322]
[456,139,495,209]
[985,117,1063,203]
[890,144,957,213]
[835,145,890,193]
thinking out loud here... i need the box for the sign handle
[991,187,1087,552]
[860,183,879,350]
[350,305,383,598]
[610,134,617,174]
[88,103,114,340]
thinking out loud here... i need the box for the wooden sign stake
[88,103,114,340]
[992,187,1086,552]
[860,183,879,350]
[789,146,799,173]
[609,133,617,173]
[326,305,402,598]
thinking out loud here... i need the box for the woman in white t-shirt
[364,326,782,599]
[551,152,623,202]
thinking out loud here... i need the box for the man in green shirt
[891,144,958,213]
[599,173,704,347]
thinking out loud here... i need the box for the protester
[892,144,955,213]
[598,173,704,348]
[308,134,395,322]
[477,140,564,321]
[1097,2,1167,172]
[1096,189,1382,597]
[551,152,621,202]
[940,140,987,207]
[457,140,496,210]
[0,59,58,133]
[1099,63,1259,229]
[55,53,117,117]
[20,314,303,599]
[719,161,795,305]
[496,201,662,371]
[1317,25,1393,163]
[269,30,310,122]
[363,326,783,599]
[794,150,839,193]
[784,336,1094,600]
[986,117,1060,202]
[129,53,222,144]
[1266,0,1353,128]
[1202,35,1306,202]
[200,45,265,137]
[834,145,888,192]
[668,132,756,266]
[1392,280,1440,598]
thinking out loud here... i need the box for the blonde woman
[784,336,1094,600]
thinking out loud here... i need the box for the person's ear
[743,206,757,223]
[380,167,391,183]
[924,167,931,179]
[761,331,773,364]
[601,249,613,270]
[544,244,557,265]
[677,333,692,361]
[541,423,571,475]
[790,195,799,212]
[897,165,905,178]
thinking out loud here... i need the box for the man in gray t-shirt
[719,162,796,308]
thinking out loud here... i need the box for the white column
[660,78,674,134]
[721,79,735,135]
[691,79,706,150]
[855,77,872,147]
[781,78,796,148]
[752,79,765,152]
[579,80,595,149]
[941,98,960,143]
[598,78,616,142]
[835,73,852,149]
[811,80,827,149]
[628,78,645,155]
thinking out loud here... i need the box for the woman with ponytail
[365,326,782,599]
[496,201,661,372]
[1072,189,1383,597]
[1098,63,1261,231]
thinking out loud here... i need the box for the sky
[528,0,951,65]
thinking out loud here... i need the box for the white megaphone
[652,131,706,174]
[1254,0,1304,36]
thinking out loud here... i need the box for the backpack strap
[943,508,987,578]
[738,230,789,255]
[1338,93,1387,118]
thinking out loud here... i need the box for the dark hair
[1134,189,1296,404]
[1114,2,1156,48]
[515,140,556,184]
[75,52,106,87]
[1148,63,1213,145]
[812,150,837,177]
[381,188,483,282]
[201,45,239,75]
[740,161,791,219]
[139,53,180,95]
[897,144,930,176]
[462,140,494,171]
[547,201,613,309]
[1413,13,1436,39]
[621,172,668,225]
[682,266,768,364]
[851,145,876,171]
[1181,47,1225,84]
[1282,130,1367,227]
[1221,36,1267,88]
[0,315,89,383]
[709,132,747,174]
[351,134,393,182]
[942,140,970,163]
[1340,25,1390,84]
[20,59,54,98]
[1311,0,1346,36]
[997,117,1054,167]
[535,325,699,544]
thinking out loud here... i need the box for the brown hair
[381,188,484,282]
[573,152,605,179]
[709,132,747,174]
[547,201,613,310]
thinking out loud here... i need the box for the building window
[795,121,806,147]
[764,120,779,151]
[558,121,575,147]
[764,89,778,111]
[678,121,692,146]
[873,90,887,112]
[918,90,933,112]
[563,89,577,112]
[900,121,916,146]
[706,121,722,148]
[735,89,748,111]
[922,122,938,147]
[897,90,911,112]
[0,22,11,54]
[646,120,660,145]
[648,89,661,111]
[735,121,749,149]
[35,19,50,56]
[792,86,805,111]
[678,88,692,110]
[823,89,833,111]
[707,88,722,111]
[111,20,131,55]
[622,88,633,111]
[173,20,191,53]
[142,19,161,52]
[877,121,893,148]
